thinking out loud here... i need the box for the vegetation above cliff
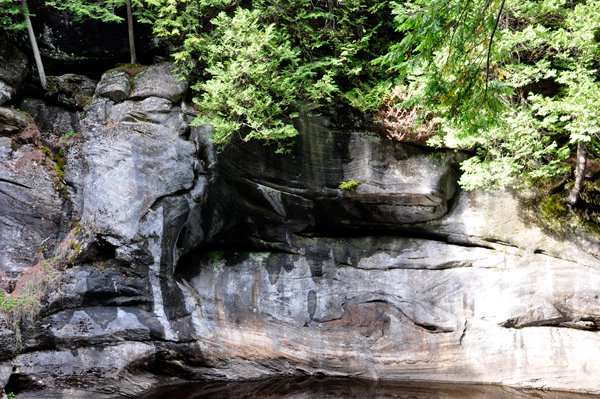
[148,0,600,210]
[2,0,600,208]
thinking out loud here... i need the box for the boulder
[0,82,12,107]
[0,43,28,106]
[94,70,131,102]
[19,99,80,138]
[131,63,187,103]
[47,74,96,109]
[0,107,28,136]
[80,96,196,243]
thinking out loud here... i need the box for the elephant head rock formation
[1,62,600,398]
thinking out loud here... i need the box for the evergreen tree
[147,0,396,149]
[380,0,600,204]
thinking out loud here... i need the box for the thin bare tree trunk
[126,0,137,64]
[21,0,47,89]
[567,140,587,205]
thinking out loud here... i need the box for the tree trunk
[127,0,137,64]
[21,0,47,89]
[567,140,587,206]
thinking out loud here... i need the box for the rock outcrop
[0,43,28,106]
[2,63,600,398]
[0,108,28,135]
[0,115,66,286]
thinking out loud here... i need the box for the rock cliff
[2,47,600,398]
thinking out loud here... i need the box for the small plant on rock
[0,254,65,344]
[338,180,361,191]
[58,130,81,146]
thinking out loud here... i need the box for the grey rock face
[47,74,96,109]
[0,82,13,107]
[81,96,196,243]
[0,142,64,274]
[177,229,600,392]
[198,115,463,251]
[95,70,131,102]
[131,63,187,103]
[0,43,27,106]
[19,99,80,138]
[5,65,600,398]
[0,107,28,136]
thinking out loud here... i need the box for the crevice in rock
[360,298,454,334]
[297,229,496,251]
[459,319,468,346]
[484,238,518,248]
[501,318,600,330]
[75,239,117,264]
[3,372,43,396]
[0,178,31,189]
[174,244,295,282]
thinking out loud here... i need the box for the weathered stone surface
[414,189,600,269]
[0,363,10,398]
[8,342,156,394]
[196,115,464,251]
[80,96,196,243]
[0,107,28,136]
[0,143,64,273]
[19,99,80,139]
[47,74,96,109]
[0,329,17,361]
[5,65,600,398]
[0,82,13,107]
[172,231,600,392]
[0,42,27,106]
[131,63,187,103]
[21,307,165,352]
[49,74,95,96]
[94,70,131,102]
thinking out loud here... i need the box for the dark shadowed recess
[137,377,600,399]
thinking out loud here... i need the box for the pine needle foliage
[45,0,156,24]
[379,0,600,192]
[147,0,397,148]
[0,0,27,33]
